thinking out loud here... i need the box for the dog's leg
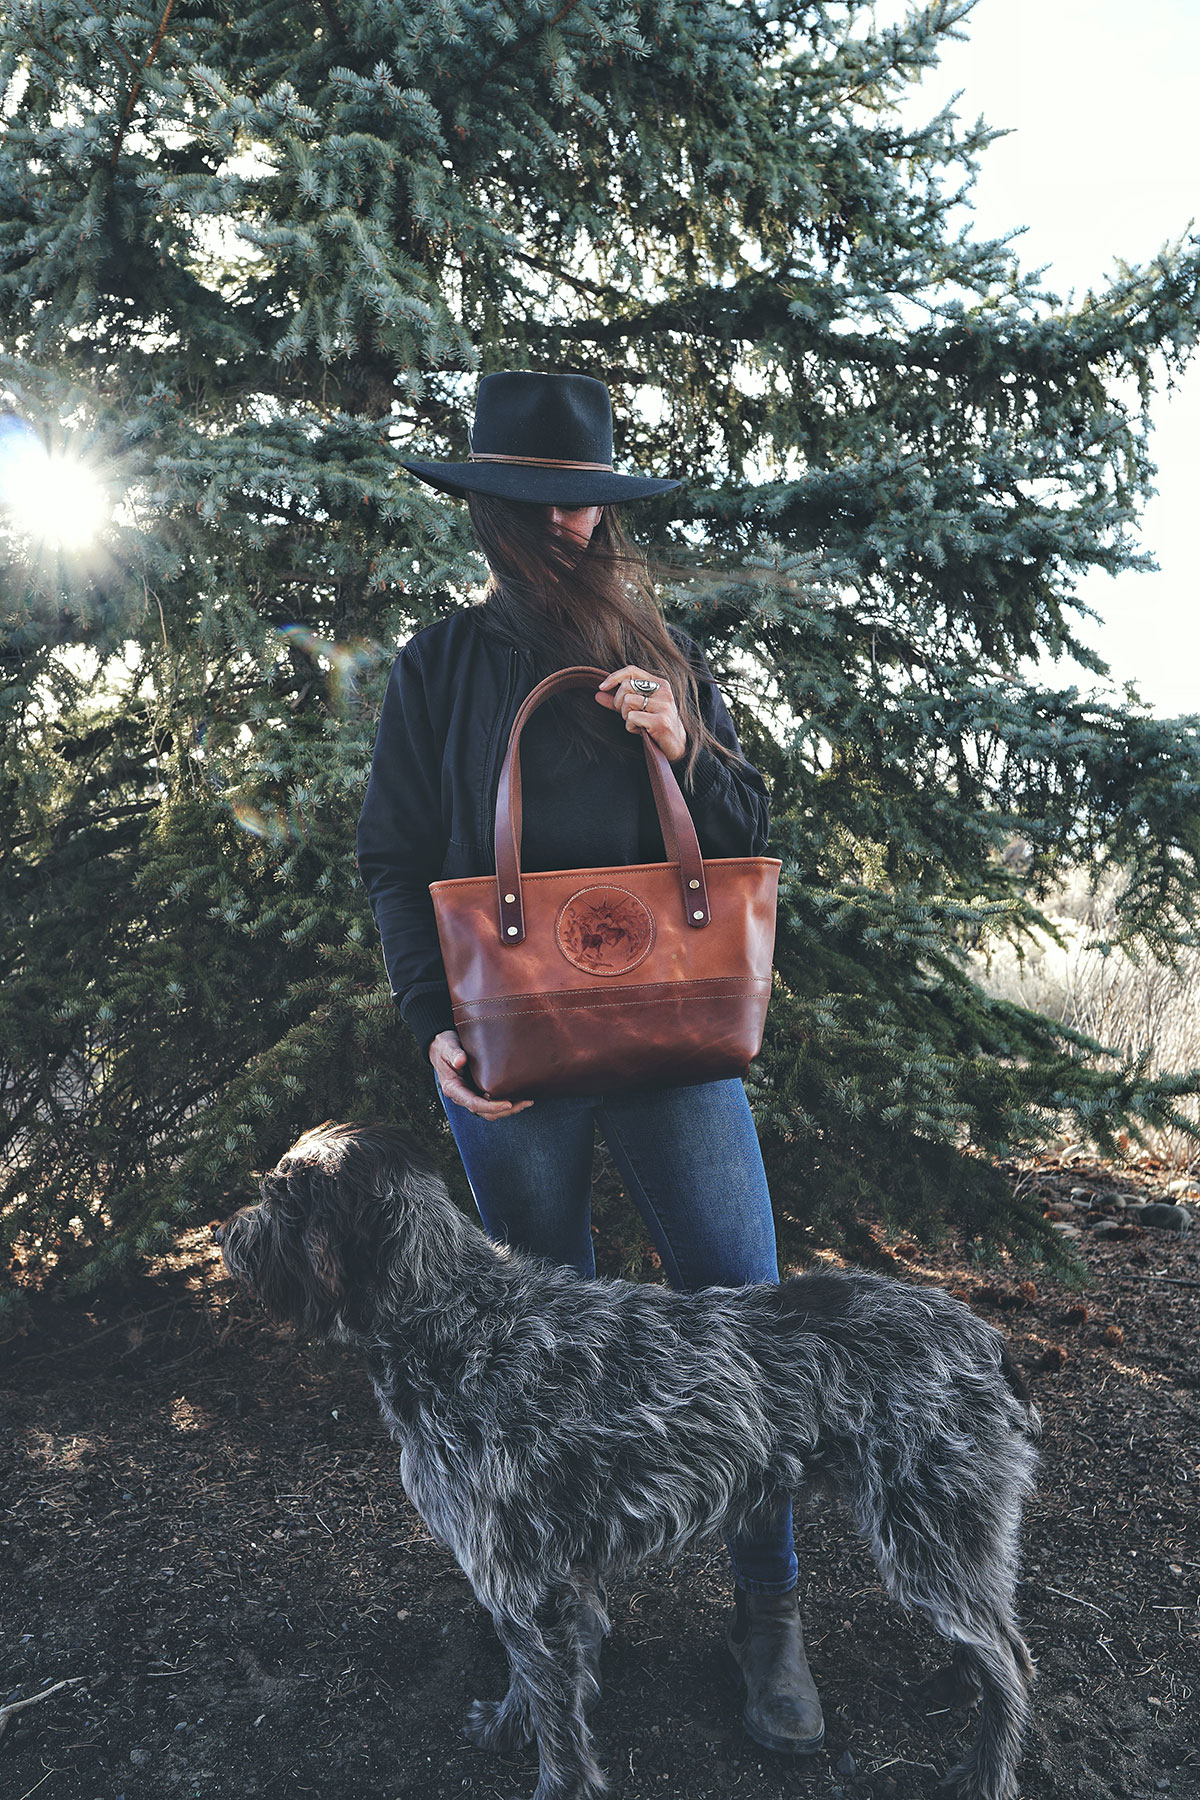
[467,1576,607,1755]
[466,1673,534,1754]
[912,1640,984,1709]
[935,1626,1034,1800]
[481,1586,608,1800]
[563,1575,608,1714]
[849,1477,1033,1800]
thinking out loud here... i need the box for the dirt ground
[2,1153,1197,1800]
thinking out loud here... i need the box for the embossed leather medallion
[555,885,654,975]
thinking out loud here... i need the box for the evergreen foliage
[3,0,1200,1305]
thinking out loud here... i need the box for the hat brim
[399,460,682,506]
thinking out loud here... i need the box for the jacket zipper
[481,646,521,870]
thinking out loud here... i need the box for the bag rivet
[688,878,699,889]
[504,893,516,903]
[693,910,705,920]
[507,926,519,937]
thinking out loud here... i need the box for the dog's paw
[464,1695,533,1752]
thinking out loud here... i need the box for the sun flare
[0,420,110,550]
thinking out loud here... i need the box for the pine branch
[477,0,589,79]
[110,0,177,170]
[508,247,609,299]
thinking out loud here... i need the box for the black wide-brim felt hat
[400,370,682,506]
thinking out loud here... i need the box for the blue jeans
[436,1074,798,1594]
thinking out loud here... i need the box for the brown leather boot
[726,1583,825,1754]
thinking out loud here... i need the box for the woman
[356,370,823,1756]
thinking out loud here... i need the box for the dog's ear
[288,1158,389,1335]
[304,1198,349,1318]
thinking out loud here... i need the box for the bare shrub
[975,870,1200,1170]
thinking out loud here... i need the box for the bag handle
[494,665,711,945]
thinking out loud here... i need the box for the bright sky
[895,0,1200,717]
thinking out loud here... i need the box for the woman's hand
[595,667,688,763]
[429,1029,534,1119]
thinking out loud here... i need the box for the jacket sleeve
[356,647,456,1052]
[670,629,771,858]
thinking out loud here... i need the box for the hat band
[469,452,614,471]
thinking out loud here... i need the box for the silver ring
[630,677,659,696]
[641,694,650,709]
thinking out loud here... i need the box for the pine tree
[3,0,1199,1306]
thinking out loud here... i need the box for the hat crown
[470,371,614,467]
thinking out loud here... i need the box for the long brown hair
[466,493,739,786]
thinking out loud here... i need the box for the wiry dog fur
[218,1122,1039,1800]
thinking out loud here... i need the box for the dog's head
[215,1121,447,1338]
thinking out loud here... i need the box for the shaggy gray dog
[217,1122,1039,1800]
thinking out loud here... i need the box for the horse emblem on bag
[555,886,654,975]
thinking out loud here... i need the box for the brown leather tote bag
[429,666,781,1100]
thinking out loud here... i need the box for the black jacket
[356,605,771,1050]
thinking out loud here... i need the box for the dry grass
[974,870,1200,1171]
